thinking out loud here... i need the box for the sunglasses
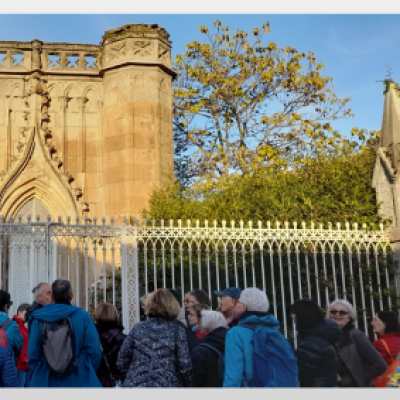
[330,309,349,316]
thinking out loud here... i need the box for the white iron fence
[0,216,396,341]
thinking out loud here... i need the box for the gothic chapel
[0,24,174,222]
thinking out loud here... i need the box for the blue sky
[1,14,400,138]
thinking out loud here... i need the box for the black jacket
[26,301,43,330]
[173,319,200,353]
[296,318,342,387]
[336,323,387,387]
[96,322,127,387]
[191,327,227,387]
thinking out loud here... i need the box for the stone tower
[0,23,174,222]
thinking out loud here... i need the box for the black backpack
[41,317,78,378]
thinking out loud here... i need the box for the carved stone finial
[31,39,42,70]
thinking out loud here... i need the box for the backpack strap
[0,318,12,331]
[380,339,394,364]
[199,342,223,358]
[66,318,78,373]
[99,341,116,386]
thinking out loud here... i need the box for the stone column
[100,24,175,221]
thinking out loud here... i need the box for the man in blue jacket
[28,278,102,387]
[0,290,23,365]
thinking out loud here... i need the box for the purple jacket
[95,322,127,387]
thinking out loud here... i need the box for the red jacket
[13,316,29,371]
[373,332,400,366]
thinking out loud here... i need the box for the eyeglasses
[330,309,349,316]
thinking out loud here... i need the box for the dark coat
[95,322,127,387]
[173,319,200,354]
[25,301,43,327]
[0,345,17,387]
[296,319,342,387]
[336,323,387,387]
[191,327,227,387]
[116,317,193,387]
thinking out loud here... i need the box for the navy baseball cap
[214,287,242,301]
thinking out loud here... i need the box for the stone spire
[379,83,400,169]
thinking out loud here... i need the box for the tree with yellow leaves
[173,20,355,186]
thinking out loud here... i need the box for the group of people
[0,279,399,388]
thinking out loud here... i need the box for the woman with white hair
[328,299,386,387]
[191,311,228,387]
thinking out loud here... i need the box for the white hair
[328,299,357,320]
[239,288,270,312]
[200,310,228,331]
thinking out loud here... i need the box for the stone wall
[0,24,175,221]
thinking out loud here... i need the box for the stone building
[0,24,174,222]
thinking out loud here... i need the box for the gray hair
[32,282,48,301]
[328,299,357,320]
[200,310,228,331]
[239,288,270,312]
[52,279,72,302]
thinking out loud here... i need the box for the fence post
[389,229,400,298]
[120,221,129,334]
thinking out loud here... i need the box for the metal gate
[0,216,396,338]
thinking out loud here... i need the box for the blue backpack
[199,343,225,381]
[241,324,299,387]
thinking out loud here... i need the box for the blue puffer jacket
[223,311,281,387]
[0,345,17,387]
[28,302,102,387]
[0,312,23,364]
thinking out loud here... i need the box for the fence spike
[47,215,51,222]
[123,217,127,225]
[258,220,262,228]
[213,219,217,228]
[362,223,367,229]
[110,217,114,225]
[36,215,40,222]
[161,219,164,227]
[75,216,79,225]
[267,220,271,228]
[169,219,173,227]
[293,221,297,229]
[58,216,62,223]
[345,221,350,230]
[205,219,208,228]
[196,219,199,228]
[84,216,88,225]
[337,222,341,230]
[222,220,226,228]
[188,219,192,227]
[301,221,306,229]
[27,215,31,223]
[328,222,332,230]
[319,223,323,230]
[284,221,288,229]
[92,217,96,225]
[18,215,22,223]
[9,215,13,223]
[133,218,137,226]
[0,215,3,223]
[102,217,106,225]
[231,220,235,228]
[240,220,243,229]
[276,221,280,229]
[143,218,147,226]
[178,219,182,228]
[311,221,315,230]
[152,219,155,227]
[379,222,384,231]
[353,222,358,230]
[249,220,253,228]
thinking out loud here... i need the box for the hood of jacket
[300,318,342,345]
[200,327,227,352]
[238,311,280,329]
[30,303,81,322]
[0,311,10,325]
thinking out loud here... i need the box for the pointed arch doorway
[17,198,52,221]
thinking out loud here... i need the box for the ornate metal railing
[0,216,395,342]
